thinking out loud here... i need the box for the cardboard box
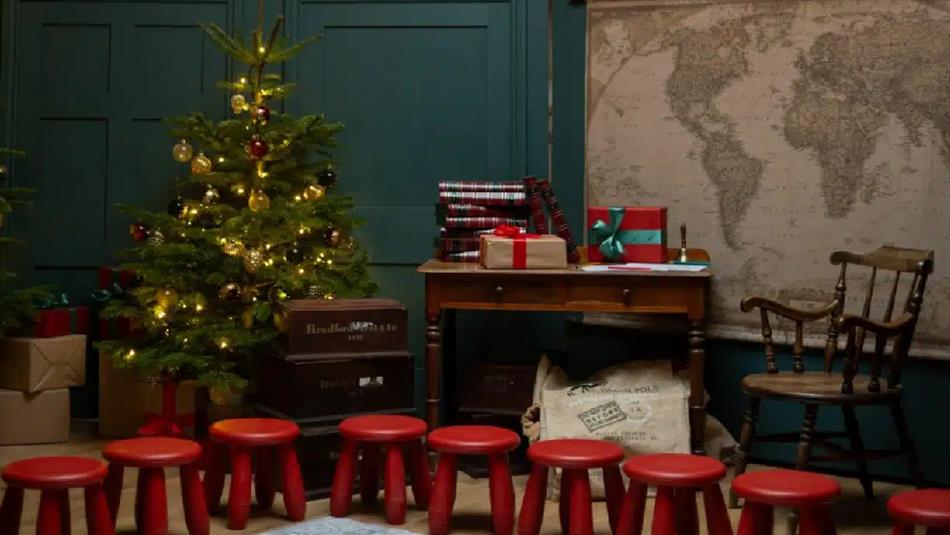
[0,335,86,393]
[480,233,568,269]
[0,388,70,445]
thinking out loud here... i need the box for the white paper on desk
[581,263,708,273]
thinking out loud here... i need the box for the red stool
[888,489,950,535]
[518,438,625,535]
[732,469,840,535]
[330,415,431,525]
[102,437,207,535]
[428,425,521,535]
[203,418,306,530]
[618,453,732,535]
[0,456,113,535]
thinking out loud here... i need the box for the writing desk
[418,248,712,455]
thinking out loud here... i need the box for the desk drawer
[566,280,693,312]
[447,278,567,306]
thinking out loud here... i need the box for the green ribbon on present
[590,207,663,261]
[36,293,69,309]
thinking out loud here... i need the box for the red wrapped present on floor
[32,295,90,338]
[587,206,667,263]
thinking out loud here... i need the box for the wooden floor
[0,439,906,534]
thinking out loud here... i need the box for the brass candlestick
[678,223,689,263]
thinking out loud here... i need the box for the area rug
[259,517,420,535]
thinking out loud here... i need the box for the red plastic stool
[518,438,625,535]
[732,469,840,535]
[102,437,207,535]
[428,425,521,535]
[618,453,731,535]
[888,489,950,535]
[330,414,431,525]
[203,418,306,530]
[0,456,113,535]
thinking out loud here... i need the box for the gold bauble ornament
[221,239,246,257]
[172,140,194,163]
[272,309,289,332]
[230,94,248,114]
[202,185,220,205]
[243,248,264,272]
[302,184,325,201]
[191,152,212,175]
[242,308,255,329]
[219,283,242,302]
[248,189,270,212]
[155,289,179,309]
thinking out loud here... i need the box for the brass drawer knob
[621,288,633,304]
[494,285,504,301]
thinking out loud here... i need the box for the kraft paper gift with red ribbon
[588,206,668,263]
[479,225,568,269]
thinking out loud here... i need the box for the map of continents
[586,0,950,355]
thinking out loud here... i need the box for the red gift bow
[492,225,541,269]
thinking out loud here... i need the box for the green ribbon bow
[590,207,628,261]
[36,293,69,309]
[90,283,127,304]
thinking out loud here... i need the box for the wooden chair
[729,246,933,516]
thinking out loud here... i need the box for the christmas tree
[0,148,52,334]
[99,5,376,394]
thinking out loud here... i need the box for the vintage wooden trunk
[280,298,407,357]
[255,351,415,421]
[458,362,536,417]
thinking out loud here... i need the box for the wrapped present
[0,388,70,445]
[588,206,667,263]
[480,225,568,269]
[92,267,136,340]
[31,294,90,338]
[0,335,86,393]
[97,267,136,290]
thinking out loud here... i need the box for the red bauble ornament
[252,105,270,124]
[248,136,269,159]
[130,221,150,241]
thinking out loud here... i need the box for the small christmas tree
[0,148,52,335]
[100,4,376,395]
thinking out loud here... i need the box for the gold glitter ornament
[243,248,264,272]
[172,140,194,163]
[302,184,325,201]
[220,239,246,257]
[242,307,255,329]
[191,152,212,175]
[202,185,220,205]
[248,189,270,212]
[155,289,179,309]
[230,94,248,114]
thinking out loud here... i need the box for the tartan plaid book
[438,180,526,192]
[438,227,523,238]
[523,176,548,233]
[438,190,527,206]
[436,237,482,253]
[436,203,528,219]
[537,179,581,263]
[444,216,528,229]
[439,250,481,263]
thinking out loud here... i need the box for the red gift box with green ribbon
[31,294,91,338]
[92,267,137,340]
[587,206,667,263]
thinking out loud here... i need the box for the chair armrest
[835,313,914,337]
[740,296,838,322]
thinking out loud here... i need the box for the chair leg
[278,442,307,521]
[255,447,276,510]
[330,439,358,517]
[517,464,548,535]
[559,470,573,535]
[730,396,761,508]
[702,484,732,535]
[674,488,699,535]
[652,486,676,535]
[737,503,773,535]
[567,469,593,535]
[842,405,873,500]
[890,399,924,487]
[602,465,624,534]
[85,485,114,535]
[141,468,168,535]
[58,489,70,535]
[227,446,253,530]
[408,440,432,510]
[615,482,646,535]
[488,453,515,535]
[789,404,820,535]
[104,464,123,526]
[0,486,23,535]
[180,464,210,535]
[429,453,458,535]
[360,443,380,506]
[37,491,62,535]
[202,442,226,514]
[384,443,407,525]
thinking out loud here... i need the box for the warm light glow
[124,349,136,362]
[219,339,229,349]
[239,77,248,84]
[154,307,166,319]
[327,259,333,265]
[195,304,204,312]
[218,157,225,163]
[298,268,305,274]
[294,195,302,202]
[258,46,266,54]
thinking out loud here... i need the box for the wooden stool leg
[603,465,624,534]
[141,468,168,535]
[180,464,210,535]
[255,447,276,510]
[104,464,123,526]
[409,440,432,510]
[652,487,676,535]
[278,442,306,521]
[202,442,226,514]
[330,439,358,517]
[674,488,699,535]
[85,485,114,535]
[738,503,773,535]
[890,524,913,535]
[37,491,62,535]
[702,484,732,535]
[488,453,515,535]
[925,528,950,535]
[559,470,573,535]
[360,444,380,506]
[57,490,70,535]
[429,453,458,535]
[517,464,548,535]
[615,482,646,535]
[0,486,23,535]
[567,470,593,535]
[227,446,253,530]
[384,443,407,525]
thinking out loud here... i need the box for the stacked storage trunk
[254,298,415,499]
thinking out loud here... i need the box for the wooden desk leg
[426,311,443,429]
[688,320,706,455]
